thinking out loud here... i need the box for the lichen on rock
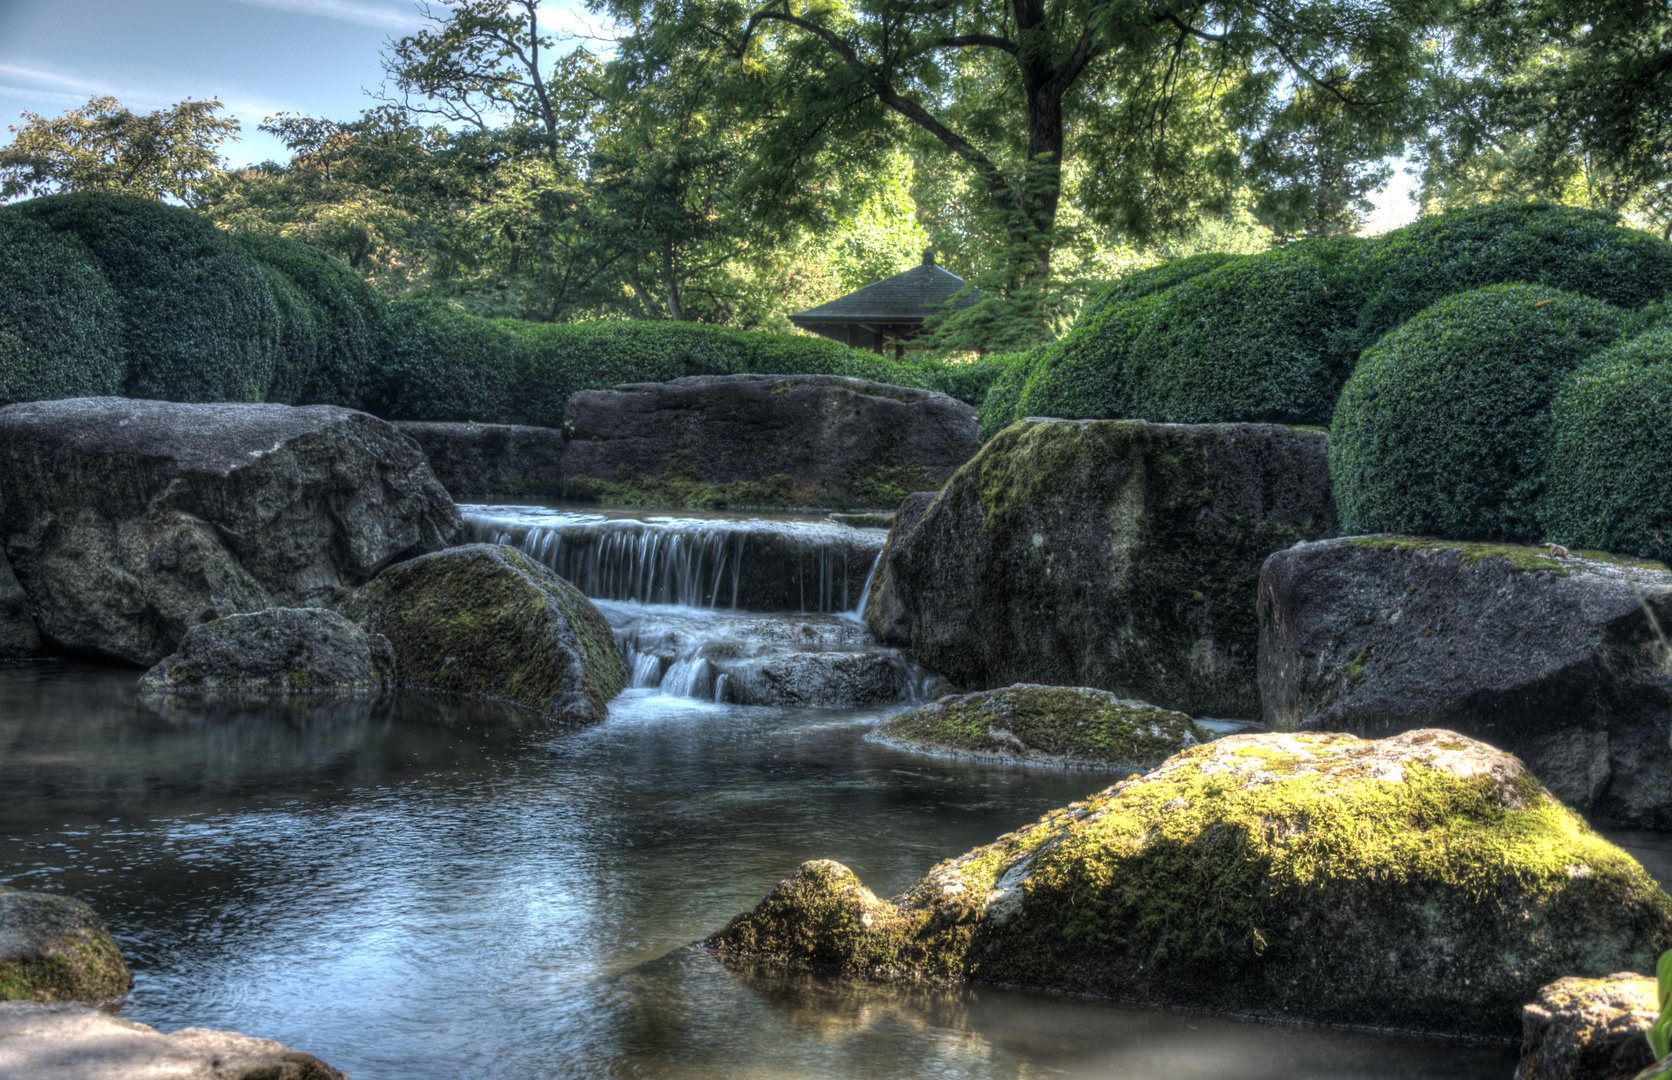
[870,684,1205,771]
[1517,972,1658,1080]
[340,543,627,722]
[0,889,131,1007]
[709,729,1672,1039]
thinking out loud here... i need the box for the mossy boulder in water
[1516,973,1658,1080]
[137,607,392,693]
[342,543,626,722]
[709,730,1672,1039]
[0,889,131,1006]
[868,419,1336,717]
[871,684,1205,770]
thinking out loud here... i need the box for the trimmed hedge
[370,300,524,423]
[1542,325,1672,560]
[11,192,279,403]
[248,261,321,406]
[0,211,123,406]
[1017,253,1240,425]
[1125,239,1365,426]
[1350,202,1672,351]
[977,350,1038,440]
[1331,284,1637,542]
[231,232,388,409]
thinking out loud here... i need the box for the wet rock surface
[1516,973,1658,1080]
[0,890,130,1006]
[563,374,979,509]
[0,1001,348,1079]
[709,729,1672,1040]
[870,419,1336,717]
[0,398,460,666]
[341,543,626,722]
[0,552,39,658]
[137,607,391,693]
[394,420,565,499]
[1258,537,1672,828]
[871,684,1205,770]
[863,490,934,647]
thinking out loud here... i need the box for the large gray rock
[0,890,131,1006]
[0,1002,347,1079]
[562,374,979,509]
[138,607,392,693]
[862,490,934,646]
[0,551,39,658]
[340,544,627,722]
[714,651,921,708]
[1258,537,1672,828]
[869,419,1337,718]
[0,398,461,666]
[1516,973,1658,1080]
[394,420,564,499]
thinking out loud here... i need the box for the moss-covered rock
[137,607,392,693]
[709,730,1672,1039]
[341,543,626,722]
[1517,972,1658,1080]
[871,685,1206,771]
[0,889,131,1006]
[870,418,1336,717]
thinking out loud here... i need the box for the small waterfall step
[464,505,885,615]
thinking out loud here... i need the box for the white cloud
[226,0,425,30]
[0,84,86,109]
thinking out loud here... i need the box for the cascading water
[464,505,936,707]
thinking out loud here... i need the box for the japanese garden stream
[5,505,1659,1079]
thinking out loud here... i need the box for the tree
[0,95,239,206]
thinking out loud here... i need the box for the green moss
[1345,536,1573,575]
[166,663,203,686]
[0,891,131,1005]
[875,685,1206,769]
[711,731,1672,1037]
[566,451,797,509]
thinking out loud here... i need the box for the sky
[0,0,1419,229]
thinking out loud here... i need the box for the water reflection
[0,662,1516,1079]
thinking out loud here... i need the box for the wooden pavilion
[788,251,979,358]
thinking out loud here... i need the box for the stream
[0,505,1559,1078]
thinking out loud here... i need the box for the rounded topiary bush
[231,232,387,409]
[1017,253,1240,423]
[1350,203,1672,351]
[1331,283,1637,541]
[11,192,279,403]
[1125,238,1364,425]
[371,300,522,422]
[1541,325,1672,560]
[0,210,123,406]
[246,261,321,406]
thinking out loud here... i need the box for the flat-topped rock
[394,420,564,499]
[1259,537,1672,828]
[562,374,978,509]
[0,890,130,1006]
[138,607,391,693]
[709,729,1672,1040]
[871,684,1205,770]
[0,1002,347,1079]
[0,398,460,666]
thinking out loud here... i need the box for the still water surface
[0,659,1524,1079]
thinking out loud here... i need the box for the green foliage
[0,211,123,406]
[1349,203,1672,352]
[10,192,280,403]
[1018,253,1242,423]
[371,300,524,423]
[231,232,388,408]
[1331,283,1636,541]
[1542,325,1672,560]
[1126,239,1365,425]
[246,260,321,406]
[976,351,1038,441]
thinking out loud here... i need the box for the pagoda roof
[788,253,979,329]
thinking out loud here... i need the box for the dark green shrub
[977,350,1038,440]
[1542,325,1672,560]
[1018,253,1242,423]
[247,262,321,406]
[1350,203,1672,351]
[917,351,1015,406]
[0,211,123,406]
[1125,239,1365,425]
[1331,283,1637,541]
[231,232,387,409]
[371,300,522,422]
[12,192,279,402]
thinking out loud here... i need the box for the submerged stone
[137,607,391,693]
[871,684,1205,770]
[562,374,979,510]
[341,543,627,722]
[0,552,39,658]
[868,419,1337,717]
[1258,537,1672,828]
[0,890,130,1007]
[1516,973,1658,1080]
[708,730,1672,1039]
[0,1001,347,1079]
